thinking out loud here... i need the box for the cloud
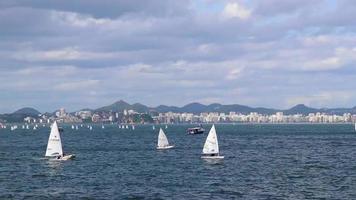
[54,80,100,91]
[222,2,251,20]
[286,91,354,108]
[1,0,356,112]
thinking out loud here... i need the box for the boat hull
[157,145,174,150]
[201,155,224,159]
[49,154,75,161]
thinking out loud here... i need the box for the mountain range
[2,100,356,117]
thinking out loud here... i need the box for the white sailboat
[201,124,224,159]
[45,121,75,160]
[132,125,135,130]
[165,125,168,129]
[152,125,155,130]
[354,123,356,131]
[157,128,174,150]
[102,125,105,129]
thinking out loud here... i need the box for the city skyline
[1,0,356,113]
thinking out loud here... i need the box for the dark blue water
[1,124,356,199]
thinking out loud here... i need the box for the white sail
[45,121,63,157]
[202,125,219,155]
[157,128,170,148]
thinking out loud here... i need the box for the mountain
[94,100,356,115]
[95,100,150,113]
[13,107,41,115]
[155,105,180,113]
[152,103,277,114]
[284,104,319,115]
[0,107,41,122]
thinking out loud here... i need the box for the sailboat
[165,125,168,129]
[201,124,224,159]
[132,125,135,130]
[152,125,155,130]
[354,123,356,131]
[157,128,174,150]
[45,121,75,161]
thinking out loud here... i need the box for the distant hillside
[93,100,356,115]
[13,107,41,115]
[153,103,277,114]
[284,104,319,115]
[2,101,356,118]
[0,107,41,122]
[95,100,150,113]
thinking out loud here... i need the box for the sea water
[1,124,356,199]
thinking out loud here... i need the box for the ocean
[1,124,356,199]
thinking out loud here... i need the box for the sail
[157,128,169,147]
[45,121,63,157]
[202,125,219,155]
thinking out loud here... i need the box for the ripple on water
[1,124,356,199]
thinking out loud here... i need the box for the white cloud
[222,2,251,20]
[286,91,354,108]
[54,80,100,91]
[51,11,111,27]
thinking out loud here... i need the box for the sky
[0,0,356,113]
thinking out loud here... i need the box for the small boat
[187,125,205,135]
[157,128,174,150]
[45,121,75,161]
[201,125,224,159]
[132,125,135,130]
[126,125,129,129]
[71,125,75,129]
[354,123,356,131]
[75,125,79,130]
[102,125,105,129]
[152,125,155,130]
[165,125,168,129]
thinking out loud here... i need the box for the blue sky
[0,0,356,113]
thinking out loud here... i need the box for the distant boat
[126,125,129,129]
[45,121,75,161]
[165,125,168,129]
[26,125,29,129]
[89,126,93,131]
[132,125,135,130]
[201,125,224,159]
[354,123,356,131]
[102,125,105,129]
[71,125,75,129]
[152,125,155,130]
[75,125,79,130]
[157,128,174,150]
[187,125,205,135]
